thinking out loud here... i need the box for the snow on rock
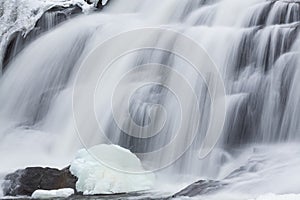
[0,0,94,71]
[102,0,109,5]
[249,194,300,200]
[88,0,109,6]
[70,144,155,195]
[31,188,74,199]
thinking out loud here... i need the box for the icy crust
[0,0,94,71]
[31,188,74,199]
[70,144,155,195]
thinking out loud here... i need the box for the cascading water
[2,5,82,69]
[1,0,300,199]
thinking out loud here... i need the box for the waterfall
[1,0,300,197]
[2,5,82,69]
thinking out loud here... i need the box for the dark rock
[44,5,82,18]
[2,31,22,70]
[84,0,110,9]
[95,1,103,9]
[172,180,227,198]
[84,0,93,4]
[2,166,77,196]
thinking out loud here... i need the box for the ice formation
[31,188,74,199]
[70,144,155,195]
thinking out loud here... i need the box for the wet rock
[95,1,103,9]
[84,0,110,9]
[172,180,227,198]
[84,0,93,4]
[2,166,77,196]
[45,5,82,18]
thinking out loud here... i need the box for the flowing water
[1,0,300,199]
[2,5,82,69]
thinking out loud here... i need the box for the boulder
[2,166,77,196]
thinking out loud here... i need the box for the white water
[1,0,300,199]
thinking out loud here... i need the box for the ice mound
[31,188,74,199]
[70,144,155,195]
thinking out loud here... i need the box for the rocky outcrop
[172,180,227,198]
[3,5,82,71]
[2,0,112,70]
[2,166,77,196]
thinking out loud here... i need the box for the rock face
[2,166,77,196]
[3,5,82,70]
